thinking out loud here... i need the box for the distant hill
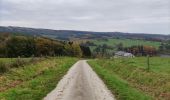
[0,26,169,41]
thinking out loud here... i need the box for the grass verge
[0,58,42,74]
[0,57,77,100]
[88,57,170,100]
[88,60,153,100]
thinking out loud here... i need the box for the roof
[115,51,126,56]
[115,51,134,57]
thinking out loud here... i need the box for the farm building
[114,51,134,58]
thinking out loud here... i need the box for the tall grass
[0,57,42,74]
[0,57,78,100]
[0,62,8,73]
[88,57,170,100]
[88,61,152,100]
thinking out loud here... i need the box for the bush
[10,58,26,68]
[0,62,9,74]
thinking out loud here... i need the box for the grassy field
[0,58,41,74]
[0,57,78,100]
[90,38,161,51]
[0,58,31,63]
[88,57,170,100]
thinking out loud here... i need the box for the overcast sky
[0,0,170,34]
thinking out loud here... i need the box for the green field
[88,57,170,100]
[0,57,78,100]
[90,38,161,51]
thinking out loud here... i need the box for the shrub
[10,58,26,68]
[0,62,9,74]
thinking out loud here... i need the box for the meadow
[88,57,170,100]
[0,57,78,100]
[0,58,31,63]
[90,38,161,51]
[0,58,41,74]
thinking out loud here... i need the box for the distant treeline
[159,40,170,54]
[123,45,157,56]
[85,41,158,57]
[0,33,91,57]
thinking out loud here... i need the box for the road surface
[44,60,115,100]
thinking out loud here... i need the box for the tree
[0,34,84,57]
[35,37,54,56]
[116,42,123,51]
[80,45,91,57]
[101,44,107,57]
[6,36,35,57]
[0,44,6,57]
[72,44,82,57]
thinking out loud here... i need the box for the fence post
[147,55,150,71]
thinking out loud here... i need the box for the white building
[114,51,134,58]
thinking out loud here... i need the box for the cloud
[0,0,170,34]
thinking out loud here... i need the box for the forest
[0,33,91,58]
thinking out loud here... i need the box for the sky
[0,0,170,34]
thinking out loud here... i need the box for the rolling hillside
[0,26,169,41]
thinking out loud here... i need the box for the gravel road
[44,60,115,100]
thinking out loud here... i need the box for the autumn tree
[6,36,35,57]
[0,34,84,57]
[80,45,91,57]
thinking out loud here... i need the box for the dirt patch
[0,80,23,92]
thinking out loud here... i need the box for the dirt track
[44,60,115,100]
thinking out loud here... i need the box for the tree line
[85,41,158,57]
[123,45,157,56]
[159,40,170,54]
[0,33,91,58]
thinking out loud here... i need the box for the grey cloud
[0,0,170,34]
